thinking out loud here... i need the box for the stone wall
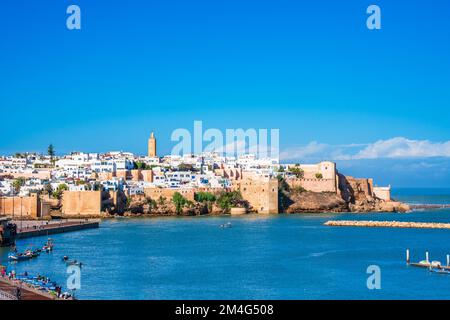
[287,161,337,180]
[234,177,278,214]
[141,170,153,182]
[214,167,243,180]
[130,169,153,182]
[0,194,39,218]
[0,170,51,180]
[286,177,337,193]
[116,170,131,180]
[373,186,391,201]
[144,188,195,201]
[61,191,102,216]
[284,161,338,194]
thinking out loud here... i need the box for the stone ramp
[0,277,56,300]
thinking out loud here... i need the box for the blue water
[1,188,450,300]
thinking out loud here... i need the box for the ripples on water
[1,189,450,300]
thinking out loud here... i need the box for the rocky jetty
[324,220,450,229]
[409,204,450,210]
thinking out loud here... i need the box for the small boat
[429,267,450,274]
[25,249,40,258]
[66,260,83,268]
[8,253,33,261]
[42,238,54,252]
[220,222,232,228]
[431,260,442,268]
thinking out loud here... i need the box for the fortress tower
[148,132,157,157]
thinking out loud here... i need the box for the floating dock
[15,219,100,239]
[324,220,450,229]
[406,249,450,271]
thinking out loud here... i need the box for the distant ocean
[2,188,450,300]
[393,187,450,205]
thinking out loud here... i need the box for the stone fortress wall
[61,190,102,216]
[284,161,339,193]
[0,194,40,218]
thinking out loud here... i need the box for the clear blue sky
[1,0,450,187]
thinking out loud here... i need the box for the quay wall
[16,220,100,239]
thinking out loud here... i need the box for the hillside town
[0,132,409,221]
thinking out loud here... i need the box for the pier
[15,219,100,239]
[324,220,450,229]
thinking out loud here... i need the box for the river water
[1,188,450,299]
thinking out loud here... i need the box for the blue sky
[1,0,450,187]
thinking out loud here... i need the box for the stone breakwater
[324,220,450,229]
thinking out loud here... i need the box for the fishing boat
[42,238,54,252]
[8,253,33,261]
[25,249,40,258]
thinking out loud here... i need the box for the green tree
[134,161,147,170]
[145,197,158,210]
[12,177,26,194]
[178,163,196,171]
[195,191,216,213]
[48,144,55,165]
[44,183,53,196]
[158,196,166,206]
[172,192,188,214]
[92,182,102,191]
[216,191,244,213]
[194,192,216,203]
[289,166,304,179]
[125,197,132,210]
[52,183,68,199]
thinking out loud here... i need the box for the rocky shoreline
[281,191,410,214]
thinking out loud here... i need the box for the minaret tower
[148,132,157,157]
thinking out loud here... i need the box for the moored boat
[429,267,450,275]
[42,238,54,252]
[8,253,33,261]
